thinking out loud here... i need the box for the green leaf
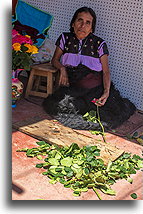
[55,152,62,160]
[130,193,137,199]
[21,44,29,51]
[128,169,136,174]
[55,167,63,172]
[106,160,113,172]
[139,135,143,140]
[72,163,81,168]
[49,166,58,174]
[59,178,66,184]
[73,159,84,165]
[73,191,81,196]
[122,153,131,159]
[36,163,43,168]
[137,160,143,168]
[16,148,29,152]
[94,151,100,156]
[75,168,83,179]
[48,150,57,158]
[65,143,80,155]
[79,187,88,192]
[42,171,49,175]
[133,154,143,160]
[64,184,71,188]
[27,154,35,158]
[44,158,49,162]
[49,179,57,184]
[36,141,48,146]
[84,167,90,175]
[26,149,34,156]
[66,171,74,177]
[36,199,45,200]
[64,166,72,172]
[136,138,143,145]
[83,112,89,118]
[132,132,138,138]
[127,177,133,184]
[61,157,73,167]
[48,158,59,166]
[86,155,94,162]
[90,160,98,166]
[36,155,43,160]
[101,187,116,195]
[108,179,115,185]
[71,165,82,178]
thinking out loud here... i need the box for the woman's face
[72,12,93,40]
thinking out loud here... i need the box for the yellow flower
[24,44,38,54]
[31,45,39,54]
[13,43,21,51]
[25,35,31,38]
[24,43,33,53]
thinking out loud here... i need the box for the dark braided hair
[70,7,97,33]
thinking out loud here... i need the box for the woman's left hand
[95,92,109,106]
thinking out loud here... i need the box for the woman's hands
[59,67,69,86]
[96,91,109,106]
[91,90,109,106]
[51,47,69,86]
[94,54,110,106]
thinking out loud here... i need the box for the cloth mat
[14,0,53,47]
[24,96,143,137]
[12,115,124,165]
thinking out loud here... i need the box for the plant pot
[12,77,24,108]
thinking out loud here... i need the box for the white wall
[24,0,143,110]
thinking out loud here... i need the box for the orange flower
[12,43,21,51]
[24,43,33,53]
[24,44,38,54]
[31,45,39,54]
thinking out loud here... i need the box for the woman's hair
[70,7,96,33]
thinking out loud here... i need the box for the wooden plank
[13,116,124,165]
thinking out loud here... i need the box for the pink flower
[12,34,33,45]
[91,98,99,104]
[12,29,19,38]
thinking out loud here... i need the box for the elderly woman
[43,7,136,130]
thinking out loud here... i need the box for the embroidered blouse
[55,32,109,72]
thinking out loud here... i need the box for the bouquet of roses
[12,29,38,72]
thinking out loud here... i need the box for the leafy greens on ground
[17,141,143,199]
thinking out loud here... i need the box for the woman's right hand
[59,67,69,86]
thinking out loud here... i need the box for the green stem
[93,187,102,200]
[96,106,106,143]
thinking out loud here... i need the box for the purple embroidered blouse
[55,32,109,72]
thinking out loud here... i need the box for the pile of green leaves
[17,142,143,199]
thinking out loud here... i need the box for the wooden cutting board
[13,116,124,164]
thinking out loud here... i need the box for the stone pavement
[12,99,143,200]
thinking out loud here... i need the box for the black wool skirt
[43,65,136,130]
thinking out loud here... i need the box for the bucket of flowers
[12,29,38,107]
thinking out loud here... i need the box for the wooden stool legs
[25,63,58,99]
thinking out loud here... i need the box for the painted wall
[22,0,143,110]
